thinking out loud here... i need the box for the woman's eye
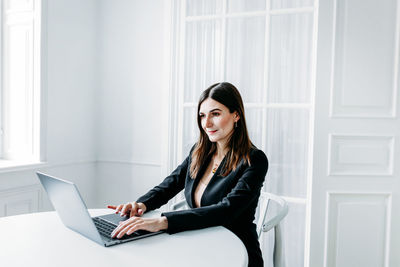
[199,114,205,118]
[212,112,220,116]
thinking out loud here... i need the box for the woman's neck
[215,142,228,160]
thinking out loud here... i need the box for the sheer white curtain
[171,1,316,266]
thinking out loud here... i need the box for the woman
[109,82,268,267]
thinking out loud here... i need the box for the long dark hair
[190,82,254,178]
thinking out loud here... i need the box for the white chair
[171,192,289,267]
[256,192,289,267]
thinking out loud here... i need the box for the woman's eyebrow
[199,108,222,114]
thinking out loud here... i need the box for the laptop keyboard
[93,217,118,238]
[92,217,150,240]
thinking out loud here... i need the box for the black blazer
[137,146,268,267]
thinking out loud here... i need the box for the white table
[0,209,248,267]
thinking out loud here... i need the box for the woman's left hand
[111,216,168,239]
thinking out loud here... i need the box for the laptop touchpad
[97,213,130,226]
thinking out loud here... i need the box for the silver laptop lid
[37,172,104,246]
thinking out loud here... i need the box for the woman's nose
[205,117,213,128]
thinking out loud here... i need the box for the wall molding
[327,134,395,176]
[96,159,162,167]
[324,192,392,267]
[328,0,399,118]
[46,159,95,168]
[0,161,47,173]
[0,184,42,217]
[0,159,96,174]
[0,159,162,174]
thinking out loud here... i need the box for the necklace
[212,163,219,173]
[211,155,222,173]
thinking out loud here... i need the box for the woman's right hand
[107,202,147,218]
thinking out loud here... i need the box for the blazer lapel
[186,154,212,208]
[200,155,227,206]
[185,178,196,208]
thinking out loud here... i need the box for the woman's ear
[234,111,240,121]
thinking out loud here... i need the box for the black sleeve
[161,149,268,234]
[136,155,190,212]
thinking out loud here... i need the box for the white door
[309,0,400,267]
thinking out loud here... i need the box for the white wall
[95,0,167,207]
[0,0,168,214]
[43,0,98,207]
[46,0,97,164]
[0,0,98,212]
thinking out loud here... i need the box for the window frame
[0,0,46,170]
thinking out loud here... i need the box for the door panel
[310,0,400,266]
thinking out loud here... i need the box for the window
[168,0,317,266]
[0,0,42,164]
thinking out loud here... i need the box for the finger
[107,205,116,210]
[112,223,126,238]
[117,224,134,238]
[127,222,144,235]
[111,217,137,238]
[117,220,141,239]
[130,202,139,218]
[121,203,132,216]
[138,209,144,216]
[120,204,127,216]
[115,204,123,214]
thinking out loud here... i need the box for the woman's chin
[207,136,219,142]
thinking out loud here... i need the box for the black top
[137,146,268,267]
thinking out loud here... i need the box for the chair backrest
[256,192,289,238]
[256,192,289,267]
[170,198,189,211]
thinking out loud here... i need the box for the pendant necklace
[212,163,219,174]
[212,155,220,173]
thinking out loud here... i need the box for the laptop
[36,172,164,247]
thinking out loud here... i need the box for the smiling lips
[207,130,218,135]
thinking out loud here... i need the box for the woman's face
[199,98,238,146]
